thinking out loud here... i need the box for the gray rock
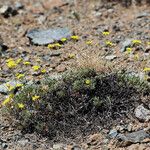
[136,12,150,18]
[1,143,8,149]
[0,80,21,94]
[108,129,118,138]
[53,143,66,150]
[18,138,29,146]
[117,130,149,144]
[26,28,72,45]
[49,50,62,57]
[105,55,117,61]
[135,104,150,122]
[14,2,24,10]
[120,39,132,52]
[37,15,47,24]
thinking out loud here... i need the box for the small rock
[120,39,132,52]
[26,28,72,45]
[127,124,133,132]
[105,55,117,61]
[53,143,66,150]
[14,2,24,10]
[135,104,150,122]
[18,138,29,146]
[50,50,62,57]
[1,143,8,149]
[108,129,118,138]
[36,15,47,24]
[55,64,66,72]
[117,130,149,146]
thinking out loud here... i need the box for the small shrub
[2,68,150,141]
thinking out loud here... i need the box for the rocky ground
[0,0,150,149]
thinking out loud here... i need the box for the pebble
[120,38,132,52]
[134,104,150,122]
[105,55,117,61]
[108,129,118,138]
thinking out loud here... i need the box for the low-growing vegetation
[2,68,150,141]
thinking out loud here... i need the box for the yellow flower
[143,67,150,72]
[23,61,31,65]
[16,83,23,88]
[61,38,67,42]
[48,44,55,49]
[6,83,14,91]
[32,65,40,71]
[68,54,75,59]
[17,103,25,109]
[54,43,62,48]
[85,79,91,85]
[147,42,150,45]
[16,58,22,64]
[102,31,110,36]
[86,40,93,45]
[6,59,17,68]
[71,35,79,40]
[16,73,25,79]
[2,95,13,106]
[32,95,40,101]
[132,40,141,45]
[125,47,132,54]
[41,69,46,73]
[105,41,113,47]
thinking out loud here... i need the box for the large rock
[135,104,150,122]
[26,28,72,45]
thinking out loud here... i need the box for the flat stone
[117,130,149,145]
[0,80,21,94]
[26,28,72,45]
[135,104,150,122]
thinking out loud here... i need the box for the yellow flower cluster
[48,43,62,49]
[32,95,40,101]
[71,35,79,40]
[86,40,93,45]
[132,40,141,45]
[102,31,110,36]
[105,41,114,47]
[6,58,17,68]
